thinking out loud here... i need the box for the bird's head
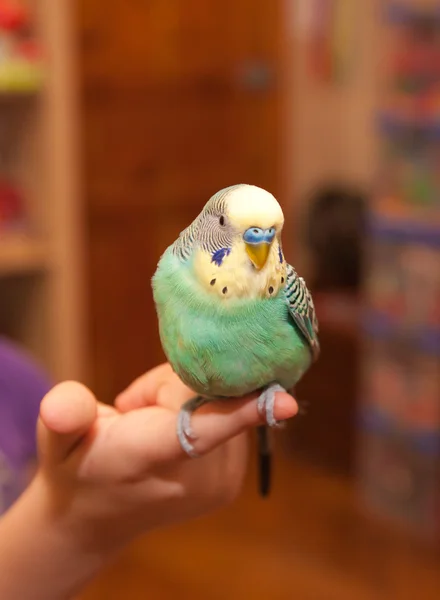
[190,184,286,299]
[226,185,284,270]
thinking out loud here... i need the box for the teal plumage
[152,184,319,496]
[153,247,312,398]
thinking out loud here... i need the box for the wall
[289,1,381,271]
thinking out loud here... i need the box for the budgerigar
[152,184,319,496]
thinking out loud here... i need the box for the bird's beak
[243,226,276,270]
[245,242,271,270]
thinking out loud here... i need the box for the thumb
[37,381,97,466]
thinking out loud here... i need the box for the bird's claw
[177,396,209,458]
[177,384,288,458]
[257,383,287,429]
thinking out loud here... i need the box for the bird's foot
[257,383,287,428]
[177,396,210,458]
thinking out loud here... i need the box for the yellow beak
[245,242,271,270]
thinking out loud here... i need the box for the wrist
[0,472,120,600]
[30,470,128,557]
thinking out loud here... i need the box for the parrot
[152,184,320,496]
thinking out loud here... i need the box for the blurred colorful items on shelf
[358,336,440,537]
[0,0,43,92]
[375,125,440,224]
[360,339,440,435]
[382,2,440,126]
[364,218,440,339]
[360,5,440,536]
[304,0,357,83]
[0,178,26,231]
[358,428,440,538]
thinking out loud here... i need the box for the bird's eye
[219,216,225,226]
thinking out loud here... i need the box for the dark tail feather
[257,425,271,497]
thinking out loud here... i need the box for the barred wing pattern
[284,264,320,361]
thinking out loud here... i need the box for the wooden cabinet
[285,292,361,476]
[78,0,290,401]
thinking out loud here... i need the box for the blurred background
[1,0,440,598]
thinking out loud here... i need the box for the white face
[226,185,284,232]
[192,184,287,300]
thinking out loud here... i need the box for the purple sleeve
[0,337,52,471]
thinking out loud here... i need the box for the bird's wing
[284,263,320,361]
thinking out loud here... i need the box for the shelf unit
[0,234,49,275]
[357,1,440,539]
[0,1,85,382]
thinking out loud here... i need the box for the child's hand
[36,363,298,554]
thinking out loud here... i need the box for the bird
[152,184,320,496]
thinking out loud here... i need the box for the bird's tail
[257,424,271,497]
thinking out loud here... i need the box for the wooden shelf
[0,235,50,276]
[0,2,85,382]
[0,89,40,101]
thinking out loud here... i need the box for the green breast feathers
[152,247,314,398]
